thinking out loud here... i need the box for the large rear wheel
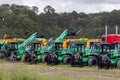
[63,56,72,64]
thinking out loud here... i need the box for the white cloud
[0,0,120,13]
[0,0,23,5]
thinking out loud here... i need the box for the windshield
[102,45,111,53]
[90,43,101,53]
[2,43,18,51]
[114,43,120,50]
[25,43,41,51]
[67,43,84,52]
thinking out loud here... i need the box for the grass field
[0,60,120,80]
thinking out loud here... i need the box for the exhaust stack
[116,25,118,34]
[105,25,108,43]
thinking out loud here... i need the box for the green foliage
[0,4,120,39]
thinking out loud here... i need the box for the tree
[43,5,55,14]
[32,6,39,14]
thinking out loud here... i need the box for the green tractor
[22,38,53,64]
[88,42,101,66]
[44,42,66,65]
[89,43,120,69]
[64,42,100,66]
[0,41,22,61]
[0,32,38,62]
[44,29,76,65]
[22,41,45,64]
[63,42,85,66]
[98,43,113,69]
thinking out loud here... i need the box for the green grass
[0,60,120,80]
[0,70,98,80]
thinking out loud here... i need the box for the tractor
[63,41,85,66]
[0,42,22,61]
[89,43,120,69]
[43,29,76,65]
[22,38,54,64]
[0,32,38,62]
[22,41,45,64]
[98,43,112,69]
[88,42,101,66]
[44,42,66,65]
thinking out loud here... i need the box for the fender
[65,52,74,57]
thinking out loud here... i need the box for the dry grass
[0,60,120,80]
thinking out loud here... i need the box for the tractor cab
[90,42,101,53]
[1,42,21,52]
[112,42,120,50]
[7,42,19,50]
[101,43,111,54]
[25,41,42,52]
[54,42,63,51]
[90,42,101,49]
[66,42,85,53]
[45,42,63,53]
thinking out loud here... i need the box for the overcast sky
[0,0,120,13]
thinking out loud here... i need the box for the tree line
[0,4,120,39]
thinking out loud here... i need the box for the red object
[101,34,120,44]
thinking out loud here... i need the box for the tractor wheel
[0,53,6,59]
[105,63,110,69]
[30,59,37,64]
[78,56,83,67]
[54,57,59,65]
[42,55,48,62]
[8,53,16,62]
[46,55,51,65]
[63,56,72,64]
[71,61,75,67]
[21,54,26,62]
[98,62,102,69]
[88,58,98,66]
[117,60,120,69]
[104,63,109,69]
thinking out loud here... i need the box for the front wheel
[53,57,59,65]
[0,53,6,59]
[63,56,72,64]
[7,52,16,62]
[88,58,98,66]
[42,55,48,62]
[21,54,26,62]
[117,60,120,69]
